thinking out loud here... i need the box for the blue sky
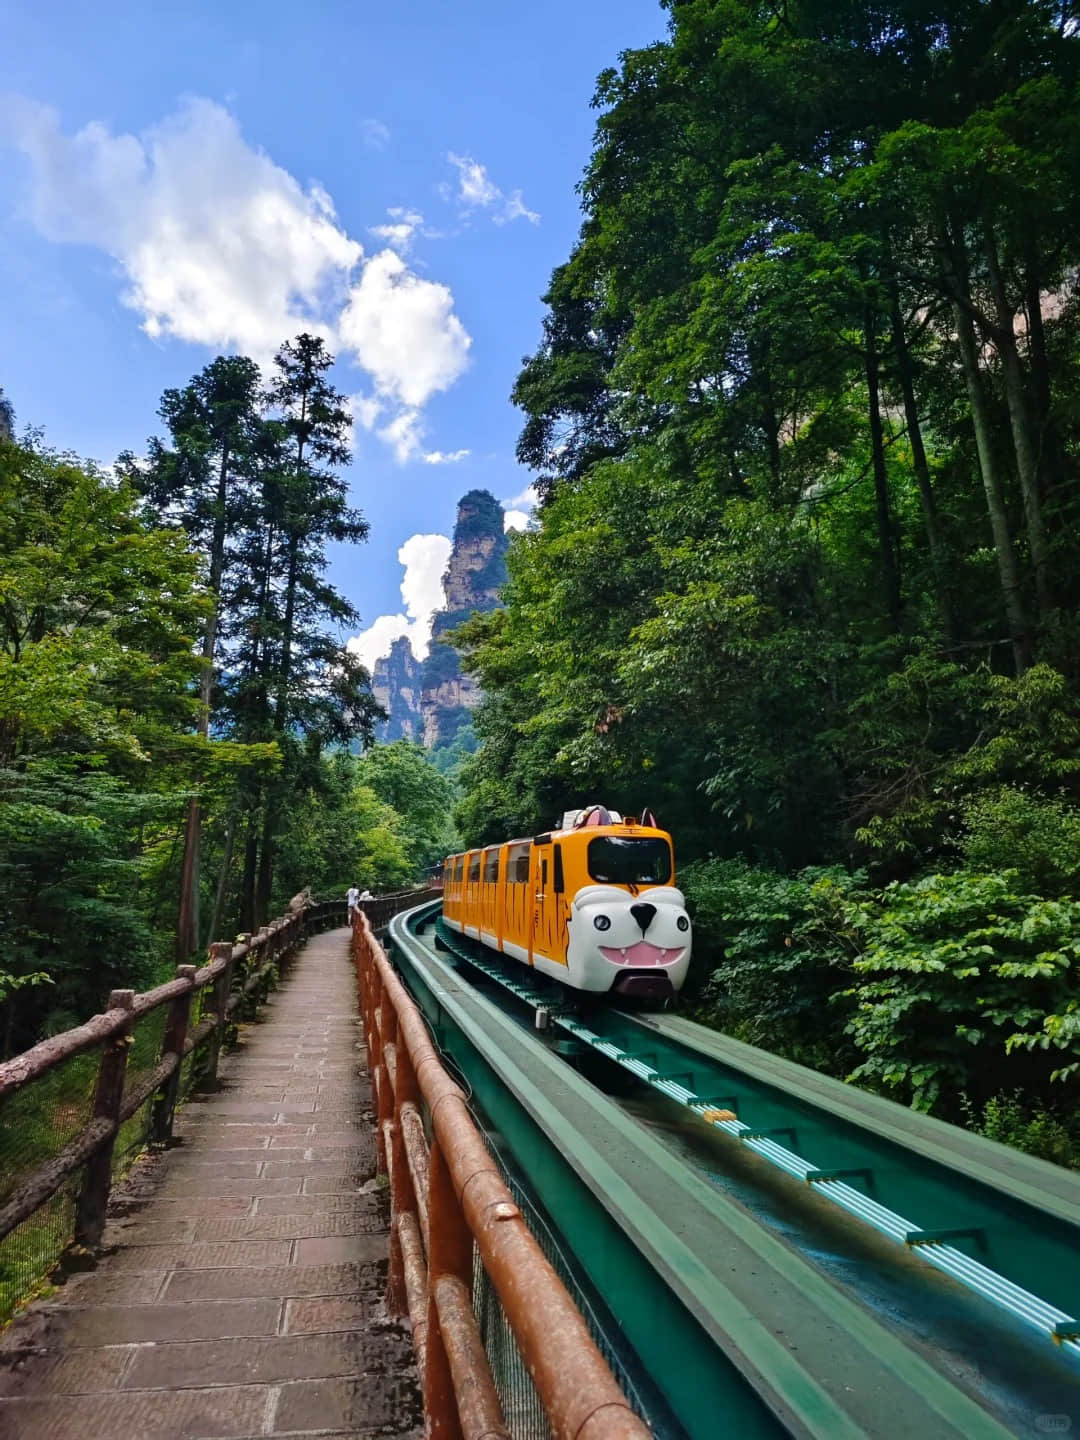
[1,0,666,670]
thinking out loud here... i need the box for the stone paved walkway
[0,928,421,1439]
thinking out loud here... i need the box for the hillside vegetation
[456,0,1080,1161]
[0,347,452,1055]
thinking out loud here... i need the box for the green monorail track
[430,912,1080,1367]
[389,902,1050,1440]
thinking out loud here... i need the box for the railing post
[425,1138,470,1440]
[73,989,135,1249]
[261,921,279,1006]
[246,928,269,1020]
[201,941,234,1089]
[151,965,197,1143]
[382,1002,407,1318]
[372,975,390,1176]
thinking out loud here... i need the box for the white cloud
[447,152,501,208]
[338,248,471,409]
[347,531,452,671]
[500,483,537,532]
[2,95,474,464]
[444,151,539,226]
[374,406,469,466]
[496,190,540,226]
[347,612,412,675]
[377,408,425,464]
[2,95,360,360]
[348,392,383,431]
[361,118,390,150]
[370,221,415,251]
[369,207,427,254]
[501,483,539,510]
[423,449,469,465]
[399,532,452,633]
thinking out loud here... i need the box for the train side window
[506,842,530,883]
[483,849,500,884]
[468,854,481,885]
[454,856,464,885]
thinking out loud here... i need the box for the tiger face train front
[441,807,691,1002]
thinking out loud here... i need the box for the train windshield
[587,836,672,886]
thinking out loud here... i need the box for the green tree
[0,439,206,1046]
[355,741,458,873]
[123,354,264,957]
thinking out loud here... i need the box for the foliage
[453,489,509,546]
[0,334,384,1047]
[0,441,215,1047]
[844,871,1080,1112]
[355,741,459,873]
[270,751,414,900]
[960,788,1080,896]
[962,1091,1079,1170]
[682,858,864,1072]
[454,0,1080,1159]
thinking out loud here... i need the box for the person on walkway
[346,884,359,922]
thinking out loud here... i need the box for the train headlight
[593,915,611,931]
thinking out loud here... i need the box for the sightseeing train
[441,807,691,1002]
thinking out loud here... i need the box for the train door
[529,838,565,965]
[528,842,547,963]
[551,841,569,965]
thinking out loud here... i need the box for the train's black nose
[630,902,657,933]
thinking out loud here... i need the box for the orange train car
[441,806,691,1002]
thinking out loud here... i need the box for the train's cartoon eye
[677,915,690,932]
[593,915,611,932]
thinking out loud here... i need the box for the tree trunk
[175,800,201,960]
[240,816,259,934]
[1023,258,1065,505]
[953,299,1031,674]
[982,222,1052,614]
[865,309,902,631]
[256,802,274,926]
[206,810,237,948]
[887,280,957,643]
[940,211,1031,672]
[175,441,232,961]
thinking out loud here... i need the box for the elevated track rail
[388,900,1080,1440]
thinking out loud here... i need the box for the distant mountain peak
[372,490,508,748]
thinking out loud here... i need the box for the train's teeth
[620,948,628,959]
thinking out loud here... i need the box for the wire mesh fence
[469,1129,669,1440]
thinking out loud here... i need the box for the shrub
[681,858,864,1073]
[960,787,1080,896]
[844,870,1080,1113]
[962,1091,1079,1169]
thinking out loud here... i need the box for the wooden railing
[352,908,650,1440]
[0,889,426,1320]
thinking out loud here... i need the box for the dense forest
[456,0,1080,1160]
[0,347,455,1055]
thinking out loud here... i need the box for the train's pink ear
[640,806,658,828]
[581,805,612,827]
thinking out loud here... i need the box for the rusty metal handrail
[352,908,650,1440]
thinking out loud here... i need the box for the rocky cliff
[368,490,508,750]
[372,635,421,742]
[419,490,508,748]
